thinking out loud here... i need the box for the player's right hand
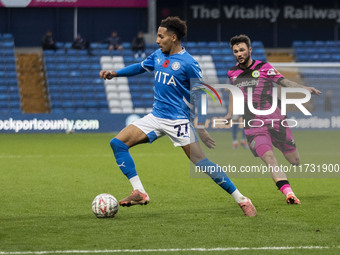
[224,113,232,123]
[99,70,117,80]
[196,128,216,149]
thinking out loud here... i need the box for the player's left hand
[306,86,322,96]
[196,128,216,149]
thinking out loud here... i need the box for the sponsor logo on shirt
[267,68,280,76]
[154,71,177,86]
[235,80,259,88]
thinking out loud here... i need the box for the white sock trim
[129,175,146,193]
[231,189,247,203]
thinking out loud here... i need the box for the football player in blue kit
[99,17,256,216]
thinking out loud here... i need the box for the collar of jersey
[162,47,186,57]
[238,59,256,70]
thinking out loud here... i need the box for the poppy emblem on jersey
[171,62,181,71]
[252,70,260,78]
[162,59,170,68]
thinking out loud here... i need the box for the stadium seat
[2,33,14,40]
[64,42,72,49]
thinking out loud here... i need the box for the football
[92,193,119,218]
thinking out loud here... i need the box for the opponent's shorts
[245,124,297,158]
[132,113,198,147]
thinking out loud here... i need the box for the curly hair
[229,34,251,49]
[160,16,187,41]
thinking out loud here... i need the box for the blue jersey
[141,48,202,120]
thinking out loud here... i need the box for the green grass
[0,131,340,255]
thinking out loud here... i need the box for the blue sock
[196,158,236,194]
[232,124,238,141]
[110,138,137,179]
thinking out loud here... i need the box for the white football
[92,193,119,218]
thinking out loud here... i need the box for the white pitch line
[1,246,340,254]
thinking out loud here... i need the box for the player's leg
[260,150,287,182]
[260,149,300,204]
[110,124,150,206]
[111,114,163,207]
[182,142,256,216]
[268,126,301,204]
[231,123,239,149]
[284,150,300,166]
[240,128,248,149]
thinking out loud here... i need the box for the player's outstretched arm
[99,70,117,80]
[100,63,147,80]
[278,78,322,96]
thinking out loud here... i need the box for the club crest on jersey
[162,59,170,68]
[171,61,181,71]
[252,70,260,78]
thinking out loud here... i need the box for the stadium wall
[1,113,339,133]
[157,0,339,47]
[0,113,142,133]
[0,0,339,47]
[0,7,148,47]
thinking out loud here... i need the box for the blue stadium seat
[122,42,131,48]
[67,56,78,63]
[56,42,64,49]
[55,49,66,56]
[56,56,67,63]
[124,56,134,63]
[1,33,13,40]
[304,41,315,47]
[2,49,14,56]
[185,42,197,48]
[44,50,55,56]
[189,49,199,55]
[0,41,15,48]
[78,56,89,63]
[97,43,108,49]
[6,71,17,78]
[68,63,79,70]
[69,71,81,77]
[66,49,78,55]
[207,42,219,48]
[133,100,144,108]
[198,48,210,55]
[56,64,68,70]
[89,56,100,63]
[64,42,72,49]
[293,41,303,48]
[122,49,134,56]
[4,56,15,63]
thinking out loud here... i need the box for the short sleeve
[190,60,203,79]
[141,52,155,72]
[263,63,284,83]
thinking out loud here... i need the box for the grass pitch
[0,131,339,254]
